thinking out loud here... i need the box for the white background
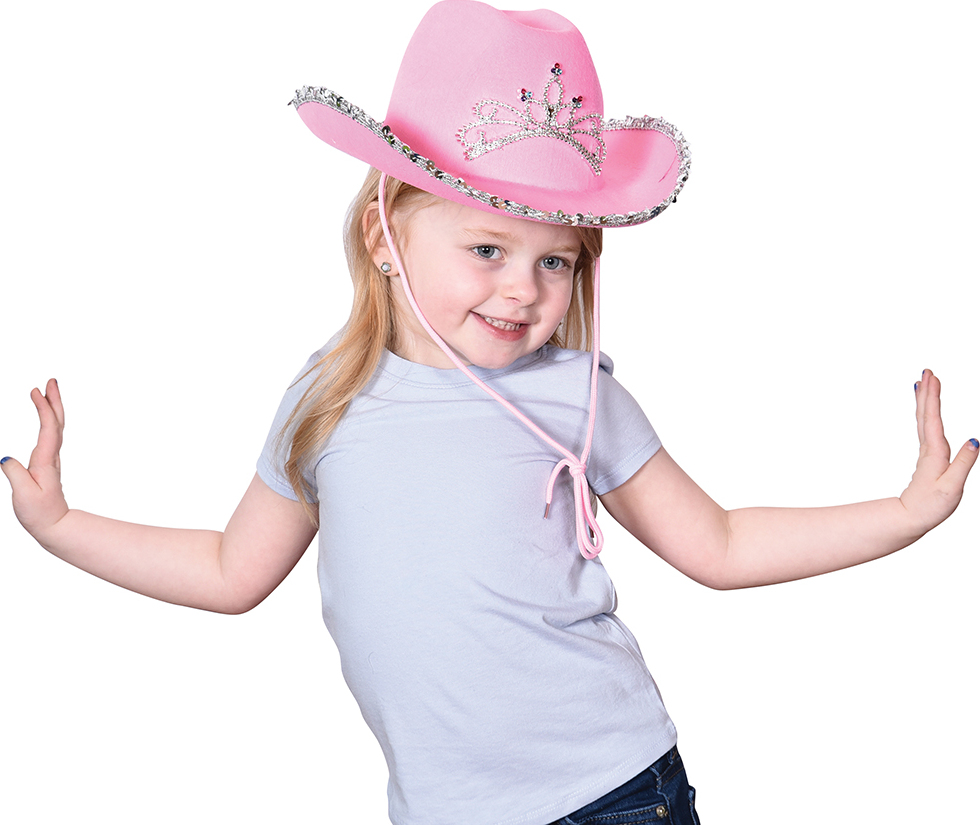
[1,1,977,822]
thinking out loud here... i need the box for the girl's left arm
[600,370,977,590]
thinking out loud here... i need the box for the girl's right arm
[1,379,317,614]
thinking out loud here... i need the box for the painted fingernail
[969,438,979,451]
[0,457,10,465]
[914,382,919,392]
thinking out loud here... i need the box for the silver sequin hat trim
[290,85,690,228]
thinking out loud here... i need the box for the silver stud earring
[380,262,392,273]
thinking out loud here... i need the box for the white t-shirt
[258,344,676,825]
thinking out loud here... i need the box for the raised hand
[1,378,70,544]
[899,369,978,537]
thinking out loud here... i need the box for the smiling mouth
[480,315,524,331]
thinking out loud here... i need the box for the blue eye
[541,256,567,271]
[474,245,499,259]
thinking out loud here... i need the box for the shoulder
[532,345,615,378]
[506,346,648,441]
[295,339,338,385]
[277,337,342,408]
[533,347,629,409]
[489,348,633,420]
[261,338,343,454]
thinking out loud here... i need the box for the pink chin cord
[377,173,604,559]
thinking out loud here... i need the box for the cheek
[415,277,473,320]
[549,278,575,317]
[425,268,490,314]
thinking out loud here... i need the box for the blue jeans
[550,747,701,825]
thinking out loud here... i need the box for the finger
[28,387,65,469]
[44,378,65,429]
[0,455,40,494]
[914,370,928,446]
[937,438,980,496]
[921,372,951,461]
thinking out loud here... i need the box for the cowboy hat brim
[292,86,690,228]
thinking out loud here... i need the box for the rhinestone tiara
[457,63,606,177]
[290,86,691,227]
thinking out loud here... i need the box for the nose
[500,263,539,306]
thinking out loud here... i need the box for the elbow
[190,598,256,616]
[221,592,271,615]
[683,523,740,591]
[689,566,740,591]
[700,511,740,590]
[205,586,273,615]
[213,601,257,616]
[681,533,742,590]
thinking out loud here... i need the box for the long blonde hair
[282,167,602,520]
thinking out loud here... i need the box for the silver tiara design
[457,63,607,176]
[290,86,691,228]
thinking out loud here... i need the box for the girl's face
[386,198,582,370]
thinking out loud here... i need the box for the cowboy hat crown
[291,0,689,226]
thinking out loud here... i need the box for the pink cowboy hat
[291,0,690,227]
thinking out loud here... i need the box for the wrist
[893,492,934,546]
[33,506,77,554]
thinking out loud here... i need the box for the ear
[362,203,398,275]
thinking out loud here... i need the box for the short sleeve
[586,358,661,496]
[256,349,326,502]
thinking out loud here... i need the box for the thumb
[0,456,34,491]
[939,438,980,494]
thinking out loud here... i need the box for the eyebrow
[457,227,582,256]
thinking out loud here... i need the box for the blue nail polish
[0,457,10,465]
[914,382,919,392]
[970,438,979,450]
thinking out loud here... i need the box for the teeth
[482,315,522,331]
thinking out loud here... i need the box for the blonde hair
[282,167,602,520]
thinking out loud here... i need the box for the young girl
[3,1,977,823]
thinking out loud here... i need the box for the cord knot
[544,458,604,559]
